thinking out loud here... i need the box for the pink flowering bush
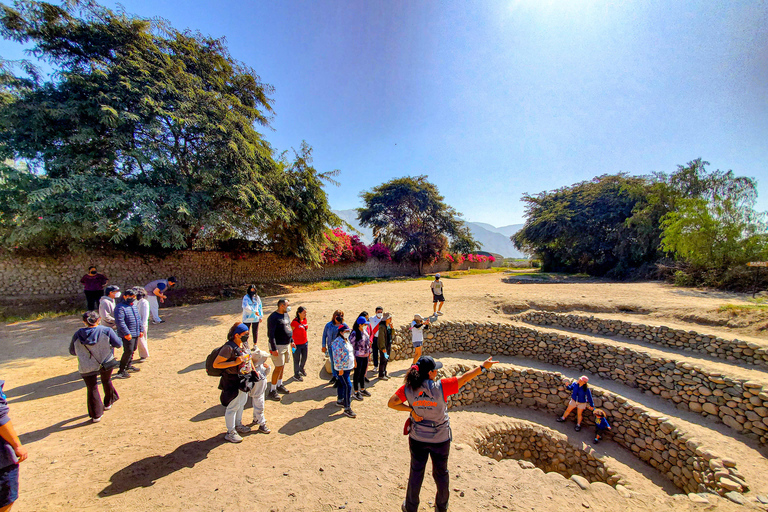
[321,229,375,264]
[370,243,392,261]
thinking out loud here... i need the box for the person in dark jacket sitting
[115,288,145,379]
[69,311,123,422]
[556,375,594,431]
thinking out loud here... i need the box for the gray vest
[404,379,452,443]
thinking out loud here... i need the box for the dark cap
[337,323,351,333]
[417,356,443,373]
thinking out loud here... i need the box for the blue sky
[2,0,767,226]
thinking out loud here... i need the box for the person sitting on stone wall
[556,376,594,431]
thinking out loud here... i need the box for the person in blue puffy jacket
[556,375,594,431]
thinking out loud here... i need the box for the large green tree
[357,175,478,270]
[0,0,337,261]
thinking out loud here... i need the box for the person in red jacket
[291,307,308,381]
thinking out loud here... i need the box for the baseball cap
[417,356,443,372]
[356,316,369,325]
[435,273,441,278]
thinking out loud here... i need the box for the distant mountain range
[332,209,526,258]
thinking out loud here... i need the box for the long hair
[405,364,429,390]
[226,322,243,342]
[352,318,364,341]
[331,309,344,323]
[246,284,257,296]
[295,306,306,321]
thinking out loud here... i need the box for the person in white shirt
[135,287,151,361]
[431,274,445,314]
[241,284,263,347]
[410,314,430,364]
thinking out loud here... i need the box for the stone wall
[474,421,622,486]
[441,363,747,495]
[515,311,768,368]
[388,321,768,445]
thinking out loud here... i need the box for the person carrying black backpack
[212,323,253,443]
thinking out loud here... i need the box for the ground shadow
[177,361,205,374]
[278,401,345,435]
[190,403,224,423]
[99,435,225,497]
[19,414,91,444]
[279,381,334,406]
[6,371,84,404]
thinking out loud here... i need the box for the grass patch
[0,309,81,324]
[718,304,768,312]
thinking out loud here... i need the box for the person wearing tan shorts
[266,299,295,402]
[271,345,291,367]
[556,375,594,431]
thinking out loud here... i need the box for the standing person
[377,313,393,380]
[431,274,445,314]
[114,288,144,379]
[350,317,371,401]
[241,285,263,346]
[212,323,252,443]
[410,314,430,364]
[69,311,122,422]
[0,379,28,512]
[369,306,384,374]
[322,310,344,386]
[556,376,594,431]
[266,299,293,401]
[80,266,108,311]
[388,355,499,512]
[291,307,308,381]
[144,276,177,324]
[98,285,120,330]
[135,288,150,362]
[248,349,271,434]
[331,324,356,418]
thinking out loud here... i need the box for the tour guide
[388,355,499,512]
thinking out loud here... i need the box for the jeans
[84,290,103,311]
[147,295,162,322]
[293,343,308,377]
[405,438,451,512]
[0,463,19,508]
[225,389,248,431]
[353,356,368,391]
[338,369,352,408]
[119,335,137,373]
[81,368,119,419]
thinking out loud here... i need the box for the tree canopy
[0,0,338,261]
[357,175,479,268]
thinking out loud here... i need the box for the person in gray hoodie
[69,311,123,422]
[98,285,120,330]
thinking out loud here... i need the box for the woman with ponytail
[388,355,498,512]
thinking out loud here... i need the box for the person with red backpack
[211,323,252,443]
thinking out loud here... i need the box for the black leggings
[353,356,368,391]
[405,438,450,512]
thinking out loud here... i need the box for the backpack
[205,341,239,377]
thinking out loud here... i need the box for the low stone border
[440,363,748,496]
[474,420,626,486]
[514,311,768,368]
[389,321,768,445]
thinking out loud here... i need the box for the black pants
[245,321,259,346]
[293,343,308,377]
[405,438,450,512]
[353,356,368,391]
[371,336,379,367]
[119,335,137,373]
[378,349,388,377]
[81,368,119,419]
[84,290,103,311]
[595,427,608,439]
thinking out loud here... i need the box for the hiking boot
[257,424,271,434]
[343,408,357,418]
[115,371,131,379]
[276,385,290,394]
[360,389,371,397]
[267,390,281,402]
[235,424,252,434]
[352,392,363,401]
[294,375,304,382]
[224,430,243,443]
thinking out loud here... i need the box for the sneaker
[257,424,271,434]
[92,416,102,423]
[127,366,141,373]
[224,430,243,443]
[335,400,345,407]
[352,392,363,401]
[294,375,304,382]
[115,371,131,379]
[381,375,390,381]
[267,390,281,402]
[575,424,582,432]
[152,319,165,324]
[402,500,407,512]
[593,437,600,444]
[360,389,371,397]
[235,424,252,434]
[343,408,357,418]
[300,370,307,377]
[104,404,112,410]
[556,417,565,423]
[276,385,290,394]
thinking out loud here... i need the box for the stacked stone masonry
[388,321,768,446]
[474,421,624,486]
[441,363,746,496]
[515,311,768,369]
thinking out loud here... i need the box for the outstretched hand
[481,357,499,370]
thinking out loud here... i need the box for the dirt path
[0,274,765,511]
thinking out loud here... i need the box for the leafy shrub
[369,243,392,261]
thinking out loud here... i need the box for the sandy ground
[1,273,766,511]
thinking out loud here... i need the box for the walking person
[369,306,384,374]
[377,313,393,380]
[0,379,28,512]
[593,409,611,444]
[80,266,108,311]
[331,324,356,418]
[410,314,430,364]
[291,307,308,381]
[135,287,150,362]
[212,323,253,443]
[69,311,122,422]
[351,317,371,401]
[388,355,499,512]
[248,349,271,434]
[556,376,594,431]
[322,310,344,386]
[114,288,144,379]
[266,299,293,401]
[144,276,177,324]
[241,285,263,346]
[98,285,120,330]
[431,274,445,314]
